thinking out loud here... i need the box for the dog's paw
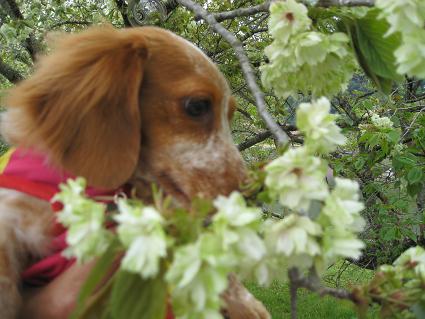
[222,274,270,319]
[0,277,21,319]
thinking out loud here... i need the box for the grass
[246,262,379,319]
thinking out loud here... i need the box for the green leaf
[356,9,402,80]
[79,279,114,319]
[109,270,167,319]
[401,228,417,242]
[381,227,397,241]
[358,132,373,144]
[407,183,423,197]
[348,9,402,93]
[386,130,401,144]
[366,133,381,149]
[407,167,423,185]
[354,157,366,170]
[394,155,417,167]
[411,301,425,319]
[380,140,389,155]
[71,239,121,319]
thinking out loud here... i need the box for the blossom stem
[289,268,299,319]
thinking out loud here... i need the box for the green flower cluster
[166,192,266,318]
[115,200,168,279]
[265,214,322,270]
[371,112,394,130]
[365,246,425,316]
[265,146,329,211]
[54,178,112,263]
[318,178,365,269]
[56,181,269,319]
[165,234,230,319]
[264,97,365,273]
[297,97,347,154]
[376,0,425,78]
[261,0,356,98]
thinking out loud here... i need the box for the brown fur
[0,25,269,318]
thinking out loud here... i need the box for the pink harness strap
[0,148,115,286]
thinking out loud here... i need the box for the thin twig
[192,0,375,22]
[289,268,299,319]
[114,0,131,27]
[236,107,254,122]
[238,131,272,151]
[177,0,289,146]
[314,0,375,6]
[405,94,425,104]
[0,56,23,83]
[209,3,270,22]
[354,90,378,104]
[401,106,425,140]
[50,20,91,29]
[2,0,39,60]
[290,268,356,301]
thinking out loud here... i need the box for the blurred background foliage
[0,0,424,276]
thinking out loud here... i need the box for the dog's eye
[183,98,211,118]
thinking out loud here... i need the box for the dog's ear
[4,25,147,189]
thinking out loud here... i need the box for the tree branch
[165,0,179,12]
[314,0,375,6]
[236,107,254,121]
[114,0,132,27]
[50,20,91,29]
[238,124,299,151]
[238,131,272,151]
[177,0,289,146]
[289,269,298,319]
[289,268,355,303]
[2,0,39,61]
[208,3,270,22]
[3,0,23,19]
[192,0,375,22]
[0,57,23,83]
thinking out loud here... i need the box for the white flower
[394,246,425,274]
[115,201,167,278]
[265,147,329,211]
[294,32,350,66]
[318,178,365,265]
[394,33,425,79]
[167,192,269,317]
[213,192,262,229]
[376,0,425,78]
[371,113,394,130]
[55,178,112,263]
[321,227,365,262]
[297,97,347,154]
[321,178,365,232]
[262,4,355,99]
[166,234,230,319]
[268,0,311,45]
[265,214,322,269]
[376,0,425,36]
[213,192,267,281]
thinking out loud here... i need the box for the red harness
[0,149,174,318]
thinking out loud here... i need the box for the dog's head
[1,25,246,204]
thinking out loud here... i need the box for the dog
[0,25,270,318]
